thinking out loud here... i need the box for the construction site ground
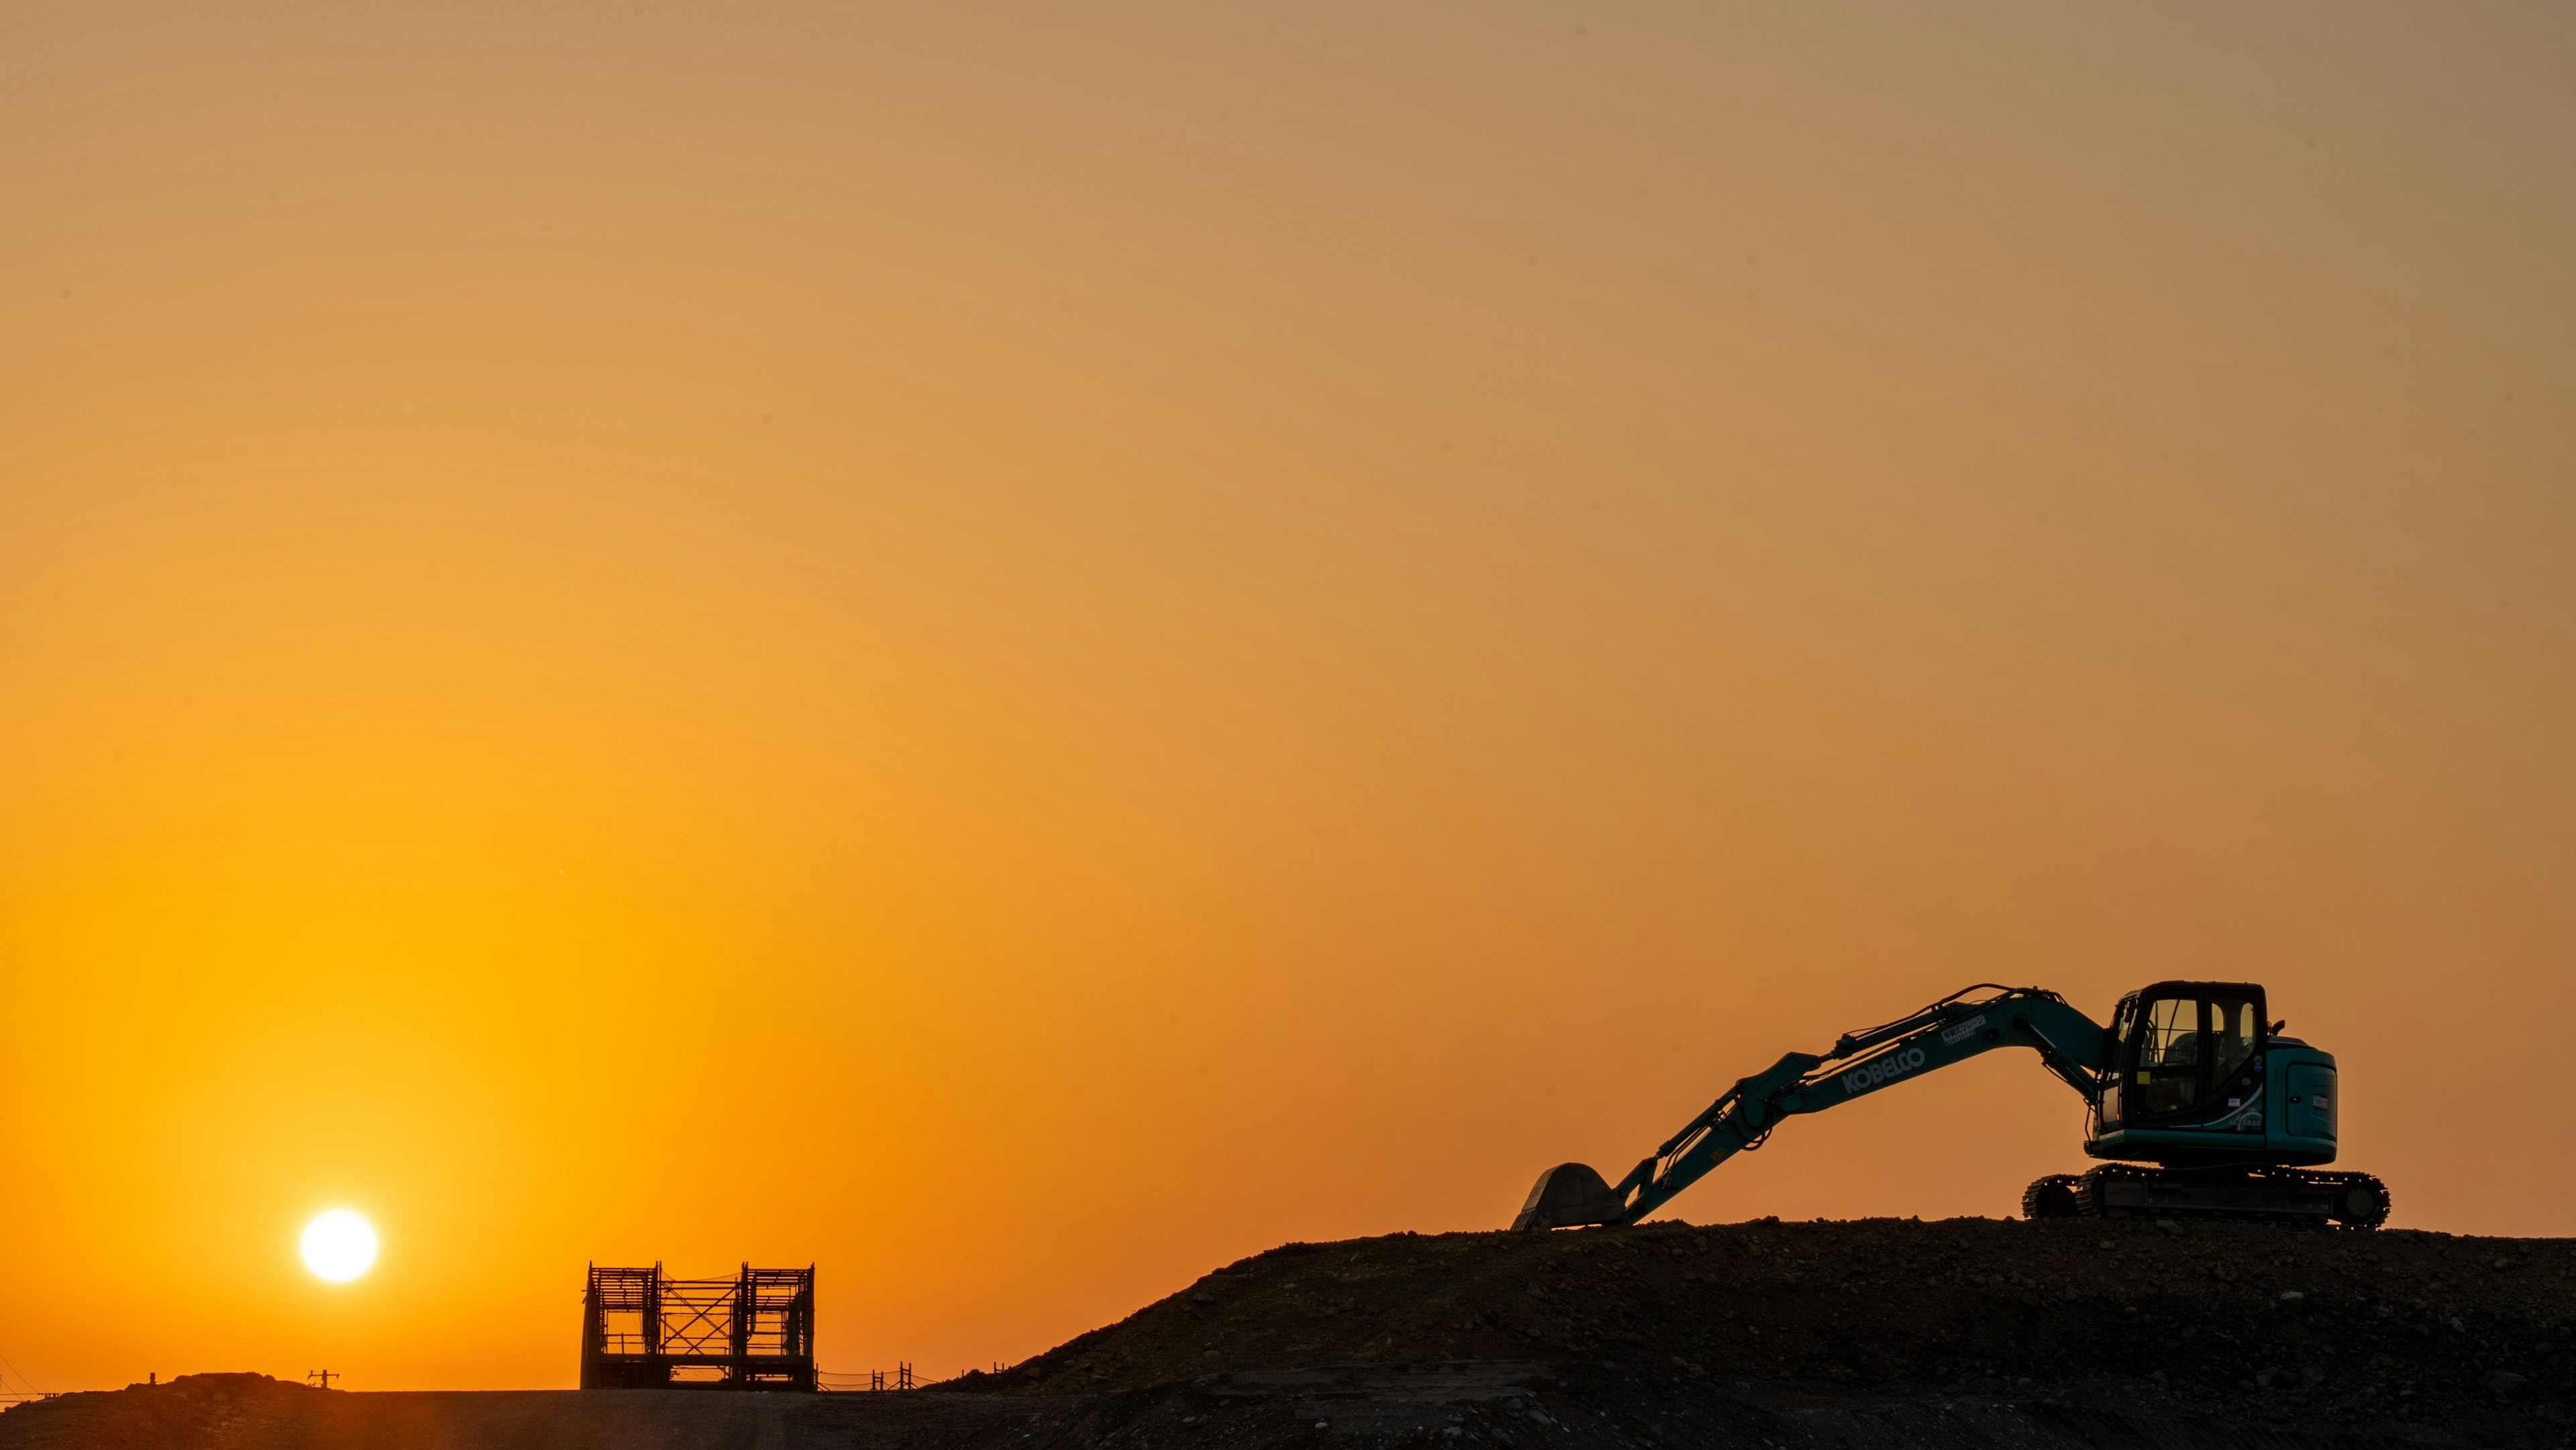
[7,1216,2569,1448]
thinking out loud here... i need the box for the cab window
[2208,996,2259,1094]
[2137,996,2200,1115]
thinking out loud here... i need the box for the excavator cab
[2087,980,2334,1168]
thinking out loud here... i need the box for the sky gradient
[3,0,2572,1395]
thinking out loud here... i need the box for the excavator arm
[1513,984,2110,1229]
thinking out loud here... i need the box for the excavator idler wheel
[2021,1174,2084,1220]
[2328,1177,2394,1230]
[1513,1163,1629,1231]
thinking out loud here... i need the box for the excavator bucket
[1512,1162,1629,1231]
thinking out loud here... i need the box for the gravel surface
[7,1217,2569,1447]
[963,1215,2574,1429]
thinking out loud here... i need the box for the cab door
[2097,995,2139,1128]
[2131,995,2204,1121]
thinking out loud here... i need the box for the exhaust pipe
[1511,1163,1630,1231]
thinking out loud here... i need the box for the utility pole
[307,1370,336,1390]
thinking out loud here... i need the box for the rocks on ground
[957,1215,2576,1430]
[9,1219,2573,1447]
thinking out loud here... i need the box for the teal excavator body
[1513,982,2389,1231]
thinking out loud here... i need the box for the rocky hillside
[7,1216,2571,1448]
[959,1215,2572,1430]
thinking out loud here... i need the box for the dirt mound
[0,1376,327,1450]
[7,1367,2565,1450]
[956,1216,2573,1428]
[2,1382,936,1450]
[9,1219,2572,1448]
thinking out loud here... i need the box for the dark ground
[7,1216,2571,1448]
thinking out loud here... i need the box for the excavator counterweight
[1513,981,2389,1231]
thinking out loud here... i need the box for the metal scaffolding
[581,1262,816,1391]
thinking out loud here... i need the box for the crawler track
[2023,1165,2391,1228]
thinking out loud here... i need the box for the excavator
[1513,981,2391,1231]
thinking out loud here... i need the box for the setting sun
[0,0,2568,1416]
[299,1210,378,1284]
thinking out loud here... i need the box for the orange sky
[3,0,2571,1396]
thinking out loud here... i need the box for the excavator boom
[1515,985,2106,1230]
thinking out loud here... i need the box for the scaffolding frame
[581,1262,816,1390]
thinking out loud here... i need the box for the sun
[300,1210,378,1282]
